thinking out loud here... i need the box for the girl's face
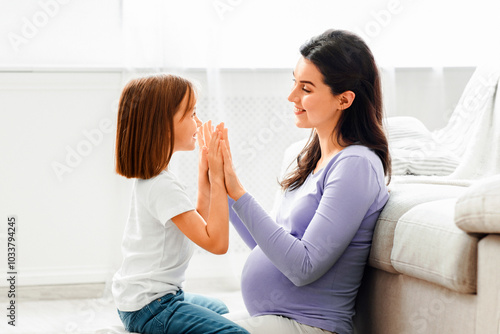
[173,92,202,152]
[288,56,342,136]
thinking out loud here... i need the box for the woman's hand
[221,128,246,201]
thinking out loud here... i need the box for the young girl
[112,74,248,334]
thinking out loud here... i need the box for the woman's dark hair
[281,29,391,191]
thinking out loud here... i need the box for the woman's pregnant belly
[240,246,303,316]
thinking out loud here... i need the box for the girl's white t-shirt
[112,170,195,312]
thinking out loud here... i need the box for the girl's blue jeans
[117,289,249,334]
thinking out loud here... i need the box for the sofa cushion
[369,183,468,273]
[455,175,500,234]
[391,199,478,294]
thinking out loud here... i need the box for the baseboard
[0,265,115,287]
[0,282,108,301]
[0,277,240,303]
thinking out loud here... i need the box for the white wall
[3,1,498,68]
[0,71,129,285]
[386,67,475,130]
[0,67,474,287]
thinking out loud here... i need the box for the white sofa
[353,175,500,334]
[353,65,500,333]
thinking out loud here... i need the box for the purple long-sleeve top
[229,145,389,334]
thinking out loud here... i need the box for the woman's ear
[339,90,355,110]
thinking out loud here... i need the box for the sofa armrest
[455,175,500,234]
[476,234,500,334]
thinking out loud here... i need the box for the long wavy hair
[280,29,391,191]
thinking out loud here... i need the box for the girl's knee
[183,293,229,315]
[204,297,229,315]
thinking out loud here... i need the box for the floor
[0,278,245,334]
[0,249,249,333]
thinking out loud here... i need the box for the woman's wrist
[231,187,246,202]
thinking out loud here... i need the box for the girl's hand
[221,129,246,201]
[196,121,211,220]
[207,123,225,185]
[197,120,211,175]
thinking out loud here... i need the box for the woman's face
[173,92,202,152]
[288,56,342,135]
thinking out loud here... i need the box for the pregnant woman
[221,29,391,334]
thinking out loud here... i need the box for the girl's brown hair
[115,74,196,179]
[280,30,391,191]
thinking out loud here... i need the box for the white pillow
[387,116,460,176]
